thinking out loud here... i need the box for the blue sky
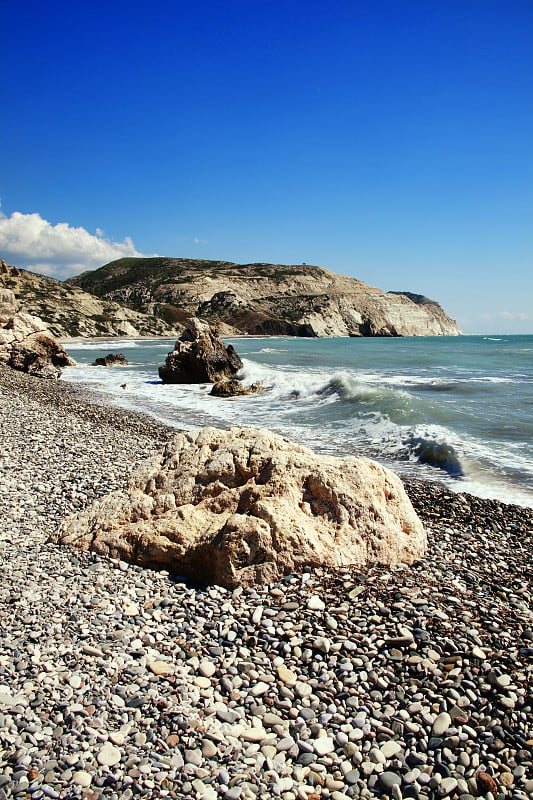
[1,0,531,334]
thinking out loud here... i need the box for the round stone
[148,660,174,676]
[277,665,297,685]
[241,727,267,742]
[72,771,92,787]
[202,740,218,758]
[251,681,270,696]
[380,741,403,760]
[313,737,335,756]
[307,595,326,611]
[97,742,121,767]
[439,777,458,795]
[294,681,312,698]
[432,712,452,736]
[199,660,216,678]
[379,771,402,791]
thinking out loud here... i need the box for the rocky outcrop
[0,263,183,339]
[0,312,76,379]
[0,312,48,352]
[52,427,427,588]
[0,288,18,322]
[210,379,263,397]
[159,318,243,384]
[69,257,461,337]
[8,331,76,379]
[91,353,129,367]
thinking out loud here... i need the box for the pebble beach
[0,364,532,800]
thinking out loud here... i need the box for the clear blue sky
[1,0,531,333]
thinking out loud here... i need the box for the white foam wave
[61,335,533,509]
[67,339,141,351]
[259,348,289,353]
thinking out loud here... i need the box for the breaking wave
[62,335,533,507]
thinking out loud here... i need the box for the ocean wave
[62,335,533,508]
[67,339,141,351]
[259,348,289,353]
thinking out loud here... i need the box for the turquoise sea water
[63,335,533,508]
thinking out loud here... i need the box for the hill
[69,257,461,337]
[0,262,182,339]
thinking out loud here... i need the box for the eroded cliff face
[0,262,182,339]
[70,258,461,337]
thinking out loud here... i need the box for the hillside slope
[0,262,183,339]
[70,257,461,337]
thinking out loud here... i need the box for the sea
[62,334,533,509]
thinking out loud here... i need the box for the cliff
[69,257,461,337]
[0,262,183,339]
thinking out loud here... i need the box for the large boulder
[7,331,76,379]
[159,317,242,383]
[0,312,46,352]
[0,312,76,378]
[52,427,427,588]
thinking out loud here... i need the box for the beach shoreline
[1,364,532,799]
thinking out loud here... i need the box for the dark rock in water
[210,379,263,397]
[408,436,463,477]
[159,317,243,384]
[91,353,128,367]
[7,331,76,380]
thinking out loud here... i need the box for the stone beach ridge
[0,364,532,800]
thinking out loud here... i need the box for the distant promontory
[0,257,461,339]
[68,257,461,338]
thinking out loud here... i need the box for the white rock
[199,660,216,678]
[251,681,270,696]
[380,740,403,759]
[313,737,335,755]
[72,771,92,787]
[241,726,268,742]
[54,427,427,588]
[432,712,452,736]
[295,681,312,698]
[97,742,121,766]
[307,595,326,611]
[277,664,297,686]
[148,660,174,677]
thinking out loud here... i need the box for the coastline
[1,364,532,799]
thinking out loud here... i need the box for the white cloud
[496,310,530,321]
[0,209,152,279]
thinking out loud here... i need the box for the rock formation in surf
[159,318,243,384]
[91,353,129,367]
[51,427,427,588]
[210,379,263,397]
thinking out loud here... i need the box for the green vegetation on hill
[67,256,461,338]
